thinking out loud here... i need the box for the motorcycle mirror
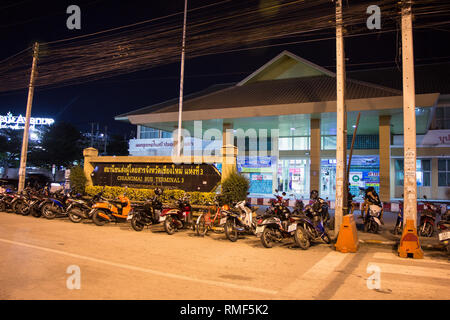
[423,195,427,199]
[275,189,278,193]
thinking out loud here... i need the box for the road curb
[358,239,444,250]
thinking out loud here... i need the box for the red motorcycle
[159,194,192,235]
[418,195,441,237]
[437,209,450,253]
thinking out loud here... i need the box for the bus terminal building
[116,51,450,202]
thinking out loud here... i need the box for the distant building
[116,50,450,201]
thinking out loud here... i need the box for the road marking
[373,252,450,266]
[302,251,349,280]
[0,238,277,296]
[279,251,349,298]
[368,262,450,280]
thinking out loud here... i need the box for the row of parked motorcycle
[0,185,335,250]
[0,185,449,252]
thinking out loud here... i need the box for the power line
[0,0,449,93]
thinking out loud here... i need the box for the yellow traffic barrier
[335,214,359,253]
[398,219,424,259]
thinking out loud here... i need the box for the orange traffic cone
[398,219,424,259]
[335,214,359,253]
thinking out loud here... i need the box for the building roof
[115,51,441,133]
[117,75,401,117]
[347,62,450,95]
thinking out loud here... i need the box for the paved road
[0,212,448,300]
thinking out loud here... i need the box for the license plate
[438,231,450,241]
[287,223,297,233]
[159,216,166,222]
[255,226,265,235]
[127,214,133,221]
[219,217,227,225]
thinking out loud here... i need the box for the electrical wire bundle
[0,0,449,93]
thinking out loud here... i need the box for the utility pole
[334,0,347,232]
[18,42,39,192]
[176,0,188,157]
[401,0,418,226]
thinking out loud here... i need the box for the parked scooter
[418,195,440,237]
[39,189,73,219]
[0,190,17,213]
[223,198,259,242]
[255,211,306,248]
[67,192,103,223]
[393,195,404,235]
[91,191,132,226]
[437,208,450,253]
[128,188,164,231]
[293,201,331,248]
[360,187,383,234]
[159,194,192,235]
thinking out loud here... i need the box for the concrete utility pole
[18,42,39,192]
[334,0,347,232]
[401,0,418,226]
[177,0,188,157]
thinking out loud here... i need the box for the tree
[69,166,87,194]
[0,129,27,168]
[29,122,83,168]
[106,134,129,156]
[218,170,250,206]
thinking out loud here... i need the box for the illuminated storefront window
[237,156,274,195]
[277,158,309,198]
[320,156,380,199]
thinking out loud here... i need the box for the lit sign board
[0,112,55,130]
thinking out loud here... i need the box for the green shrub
[85,185,215,205]
[218,170,250,206]
[69,166,87,194]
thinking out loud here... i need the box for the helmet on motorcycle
[310,190,319,200]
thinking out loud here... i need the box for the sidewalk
[330,214,444,250]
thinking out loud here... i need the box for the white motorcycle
[364,204,383,233]
[223,200,259,242]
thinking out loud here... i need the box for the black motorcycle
[39,189,74,219]
[66,193,101,223]
[256,211,306,248]
[128,189,163,231]
[0,191,17,213]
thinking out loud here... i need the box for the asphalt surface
[0,211,448,300]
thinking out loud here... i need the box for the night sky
[1,0,450,136]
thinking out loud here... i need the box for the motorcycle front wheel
[41,203,57,219]
[68,208,84,223]
[261,227,274,248]
[196,214,208,237]
[224,219,238,242]
[164,216,176,235]
[92,210,108,226]
[419,223,433,237]
[31,207,42,217]
[294,226,310,249]
[13,201,24,214]
[131,214,145,231]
